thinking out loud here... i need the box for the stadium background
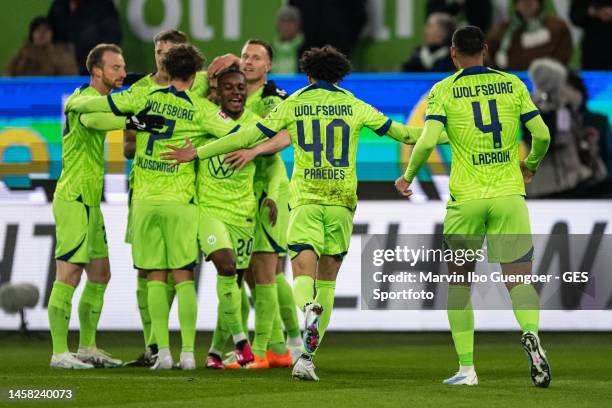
[0,0,611,333]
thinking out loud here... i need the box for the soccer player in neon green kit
[66,44,251,369]
[49,44,164,369]
[162,45,445,380]
[208,39,299,368]
[122,29,210,367]
[395,26,552,387]
[197,66,277,369]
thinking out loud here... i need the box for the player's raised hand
[125,107,165,133]
[208,54,240,77]
[394,175,413,197]
[161,138,197,167]
[520,161,535,184]
[224,149,256,171]
[263,198,278,226]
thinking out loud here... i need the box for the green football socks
[276,273,300,338]
[510,283,540,334]
[78,280,107,348]
[147,280,170,349]
[447,285,474,367]
[48,281,76,354]
[176,280,197,353]
[136,277,152,347]
[293,275,315,311]
[269,310,289,355]
[314,279,336,346]
[241,284,250,335]
[217,275,245,342]
[251,283,277,357]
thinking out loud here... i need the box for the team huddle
[48,25,552,386]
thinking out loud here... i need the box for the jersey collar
[299,80,345,95]
[150,85,193,105]
[454,66,503,82]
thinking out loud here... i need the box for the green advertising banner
[3,0,570,73]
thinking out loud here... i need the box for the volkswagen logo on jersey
[207,155,235,179]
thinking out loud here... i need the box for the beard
[102,75,123,90]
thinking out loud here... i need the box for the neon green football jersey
[256,80,394,210]
[105,85,237,203]
[54,84,106,206]
[195,108,260,226]
[425,66,539,202]
[245,82,290,200]
[125,75,166,191]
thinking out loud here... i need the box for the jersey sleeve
[107,87,146,115]
[517,80,540,124]
[256,100,292,136]
[196,126,267,160]
[424,82,447,126]
[386,124,450,145]
[79,112,126,131]
[262,153,288,203]
[403,119,445,182]
[355,100,393,136]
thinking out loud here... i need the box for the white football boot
[521,331,551,388]
[302,303,323,354]
[173,352,196,370]
[50,352,94,369]
[76,347,122,368]
[443,365,478,385]
[150,348,173,370]
[292,353,319,381]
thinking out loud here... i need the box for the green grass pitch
[0,331,610,407]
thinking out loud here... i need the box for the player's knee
[216,261,237,277]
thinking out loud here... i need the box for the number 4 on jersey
[472,100,503,149]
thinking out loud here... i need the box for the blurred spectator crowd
[3,0,611,197]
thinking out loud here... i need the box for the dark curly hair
[216,65,245,84]
[162,44,205,82]
[299,45,352,83]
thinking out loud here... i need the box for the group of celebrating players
[47,24,552,386]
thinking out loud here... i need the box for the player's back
[430,66,538,201]
[262,80,392,210]
[110,85,234,203]
[55,84,106,206]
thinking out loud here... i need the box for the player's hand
[263,198,278,226]
[208,54,240,77]
[394,176,413,197]
[520,161,535,184]
[224,149,257,171]
[126,107,165,133]
[161,138,197,167]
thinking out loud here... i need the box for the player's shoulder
[262,80,288,100]
[65,83,96,104]
[128,74,154,90]
[432,73,457,93]
[240,107,261,124]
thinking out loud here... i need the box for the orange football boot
[266,350,293,368]
[245,354,270,369]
